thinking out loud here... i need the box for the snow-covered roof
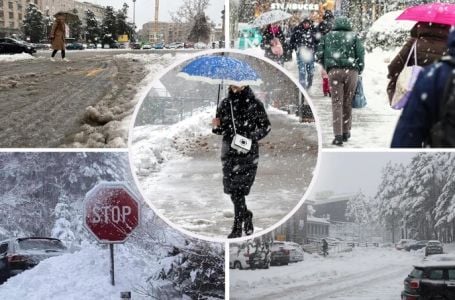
[311,194,354,205]
[307,217,330,224]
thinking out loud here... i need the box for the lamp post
[132,0,136,27]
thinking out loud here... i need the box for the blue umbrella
[177,55,263,86]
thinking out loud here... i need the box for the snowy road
[0,51,189,148]
[132,107,318,238]
[230,247,422,300]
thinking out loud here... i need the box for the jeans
[296,47,315,90]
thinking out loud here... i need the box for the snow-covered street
[230,247,427,300]
[132,106,318,238]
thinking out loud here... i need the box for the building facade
[0,0,105,37]
[0,0,42,37]
[141,21,189,44]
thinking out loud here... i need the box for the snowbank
[0,244,179,300]
[0,53,35,62]
[132,107,214,177]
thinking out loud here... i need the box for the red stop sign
[84,182,140,243]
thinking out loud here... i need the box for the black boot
[342,132,351,142]
[244,210,254,236]
[332,135,343,146]
[228,218,242,239]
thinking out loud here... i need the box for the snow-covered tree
[346,191,372,224]
[22,4,45,43]
[187,12,211,43]
[68,9,83,41]
[84,9,100,43]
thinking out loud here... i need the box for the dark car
[425,240,444,256]
[184,42,194,48]
[66,42,84,50]
[131,42,141,49]
[0,237,67,283]
[270,241,290,266]
[401,263,455,300]
[109,42,120,49]
[0,37,36,54]
[405,240,428,252]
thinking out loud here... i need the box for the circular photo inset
[129,50,321,241]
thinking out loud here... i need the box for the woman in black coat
[212,85,271,238]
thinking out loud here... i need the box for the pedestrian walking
[316,17,365,146]
[212,85,271,238]
[391,29,455,148]
[387,22,450,104]
[50,13,69,62]
[290,18,317,90]
[261,23,286,65]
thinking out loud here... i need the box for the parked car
[425,240,443,256]
[109,42,120,49]
[131,42,141,49]
[229,244,270,270]
[0,37,36,54]
[284,242,304,263]
[401,262,455,300]
[142,44,152,50]
[86,43,96,49]
[270,241,290,266]
[396,239,416,250]
[405,240,428,251]
[153,42,165,49]
[194,42,208,49]
[0,237,67,283]
[184,42,194,48]
[66,42,84,50]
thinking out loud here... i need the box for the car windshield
[18,239,66,251]
[428,242,441,246]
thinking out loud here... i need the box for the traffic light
[221,8,225,22]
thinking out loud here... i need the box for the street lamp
[132,0,136,28]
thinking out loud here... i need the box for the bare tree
[170,0,210,24]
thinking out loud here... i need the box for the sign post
[84,182,141,286]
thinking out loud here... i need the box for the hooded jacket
[316,17,365,73]
[290,19,317,51]
[391,29,455,148]
[387,22,450,102]
[213,86,271,195]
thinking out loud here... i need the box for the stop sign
[84,182,140,243]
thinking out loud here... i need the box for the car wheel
[234,261,242,270]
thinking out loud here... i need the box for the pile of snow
[0,53,35,62]
[0,244,179,300]
[365,10,415,51]
[132,107,213,177]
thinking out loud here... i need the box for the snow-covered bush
[365,11,415,52]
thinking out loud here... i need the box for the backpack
[429,57,455,147]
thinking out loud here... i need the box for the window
[8,1,13,9]
[18,13,21,20]
[8,11,13,19]
[0,243,8,256]
[427,269,444,280]
[448,269,455,280]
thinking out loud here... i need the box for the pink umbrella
[396,3,455,25]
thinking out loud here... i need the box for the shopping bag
[352,76,367,108]
[391,41,423,109]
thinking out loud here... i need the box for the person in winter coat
[261,23,286,65]
[212,85,271,238]
[290,18,317,89]
[316,10,335,38]
[387,22,450,103]
[50,13,68,62]
[391,29,455,148]
[316,17,365,146]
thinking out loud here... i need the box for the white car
[230,244,270,270]
[142,44,152,50]
[274,241,304,263]
[396,239,416,250]
[194,42,208,49]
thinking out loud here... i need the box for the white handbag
[229,100,252,154]
[391,41,423,109]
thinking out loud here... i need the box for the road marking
[86,68,104,77]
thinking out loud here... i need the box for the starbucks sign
[271,3,320,11]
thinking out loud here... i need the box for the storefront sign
[271,3,320,11]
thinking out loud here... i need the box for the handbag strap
[229,100,237,135]
[404,41,418,66]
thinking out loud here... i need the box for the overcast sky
[84,0,224,29]
[309,152,415,198]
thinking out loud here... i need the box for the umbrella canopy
[177,55,263,86]
[396,3,455,25]
[54,11,79,23]
[252,10,292,28]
